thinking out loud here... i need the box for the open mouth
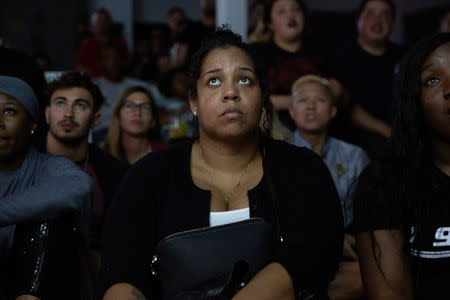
[370,25,383,34]
[0,136,10,145]
[287,20,297,28]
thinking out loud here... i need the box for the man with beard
[43,71,127,286]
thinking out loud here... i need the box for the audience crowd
[0,0,449,299]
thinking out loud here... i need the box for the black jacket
[98,138,343,299]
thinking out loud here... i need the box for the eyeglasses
[123,101,152,113]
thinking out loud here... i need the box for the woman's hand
[103,283,147,300]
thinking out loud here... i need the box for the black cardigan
[98,138,343,298]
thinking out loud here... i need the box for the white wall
[216,0,248,40]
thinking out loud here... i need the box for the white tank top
[209,207,250,227]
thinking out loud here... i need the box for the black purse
[151,217,274,300]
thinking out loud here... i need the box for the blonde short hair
[291,74,334,103]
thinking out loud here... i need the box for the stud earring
[193,111,197,116]
[31,130,35,135]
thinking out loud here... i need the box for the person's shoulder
[38,151,88,178]
[89,144,128,172]
[266,138,323,168]
[329,137,368,157]
[38,151,74,168]
[92,76,106,85]
[133,140,191,170]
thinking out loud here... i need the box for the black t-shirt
[332,42,404,124]
[249,42,326,130]
[97,138,343,299]
[354,162,450,298]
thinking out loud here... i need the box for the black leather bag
[151,217,274,300]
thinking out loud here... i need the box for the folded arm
[351,104,391,138]
[0,157,92,226]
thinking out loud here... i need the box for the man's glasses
[123,101,152,114]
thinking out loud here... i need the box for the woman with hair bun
[99,28,343,300]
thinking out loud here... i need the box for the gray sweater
[0,147,93,296]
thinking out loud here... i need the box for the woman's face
[420,42,450,142]
[270,0,304,43]
[0,93,36,167]
[190,46,263,141]
[119,91,155,137]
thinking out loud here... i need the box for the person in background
[32,52,51,72]
[159,68,193,142]
[168,0,217,70]
[167,7,190,69]
[249,0,344,135]
[354,33,450,299]
[247,0,271,44]
[104,86,165,165]
[0,76,93,299]
[439,7,450,33]
[129,37,157,83]
[332,0,403,158]
[98,27,342,300]
[287,75,370,299]
[76,8,129,78]
[43,71,127,286]
[92,44,183,145]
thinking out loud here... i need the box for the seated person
[288,75,370,228]
[43,71,128,284]
[98,28,343,300]
[354,33,450,300]
[0,76,92,299]
[103,86,166,165]
[249,0,345,132]
[92,44,183,146]
[331,0,404,158]
[288,75,370,299]
[75,8,129,78]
